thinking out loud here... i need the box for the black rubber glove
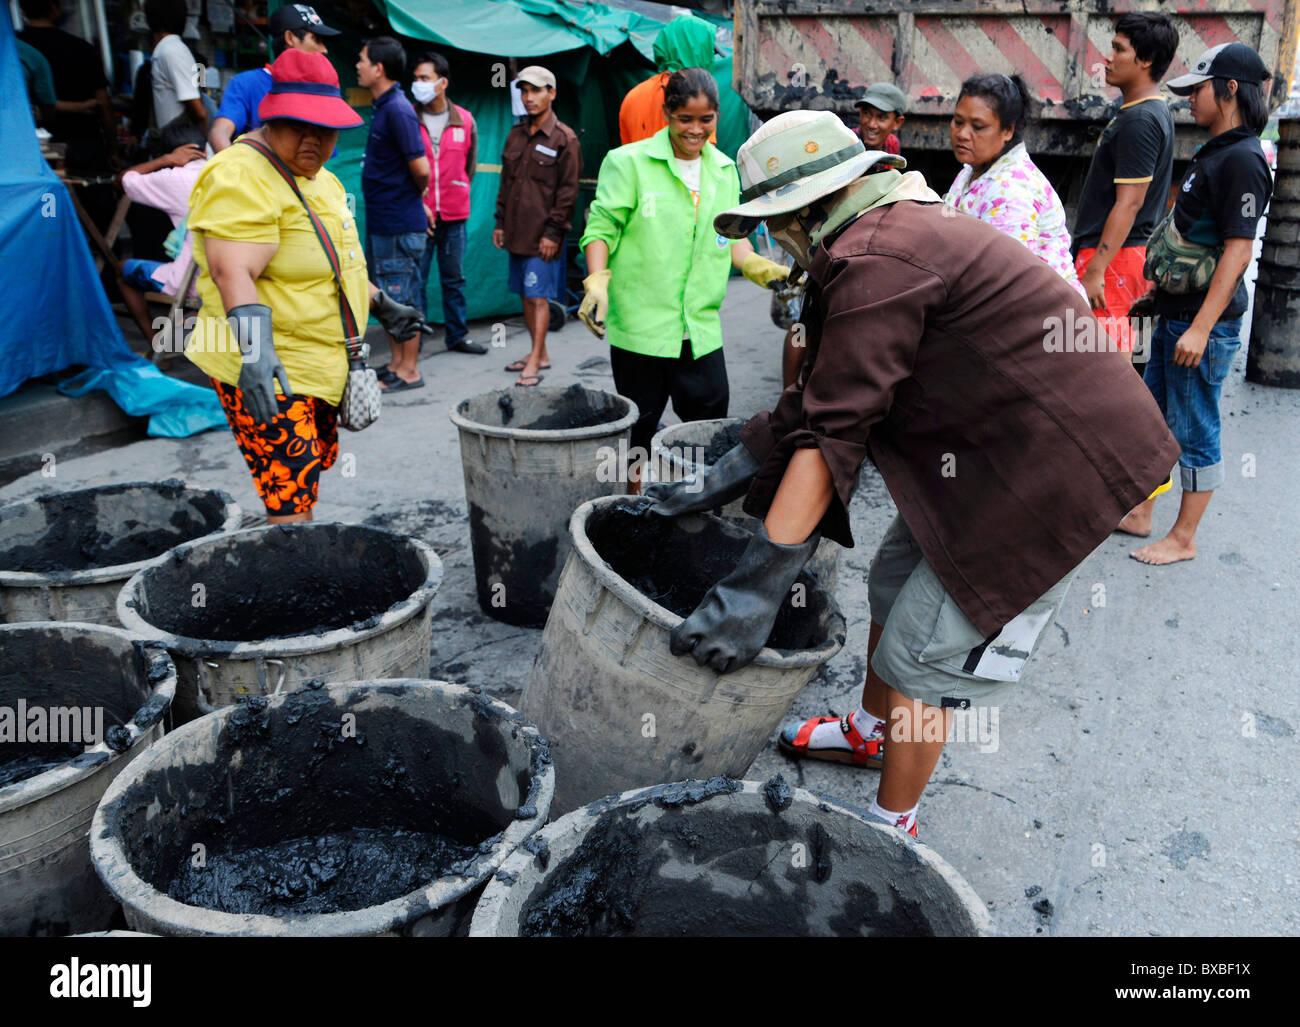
[669,522,820,674]
[371,288,431,341]
[228,303,292,427]
[643,443,760,517]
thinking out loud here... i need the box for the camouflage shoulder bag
[1143,207,1222,294]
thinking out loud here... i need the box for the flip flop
[505,359,551,373]
[514,374,544,387]
[381,377,424,392]
[374,367,399,384]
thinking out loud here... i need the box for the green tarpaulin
[268,0,753,323]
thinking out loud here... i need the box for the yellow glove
[578,269,612,339]
[741,252,791,289]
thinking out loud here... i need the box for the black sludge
[112,687,528,918]
[585,503,828,651]
[133,524,427,641]
[0,481,227,573]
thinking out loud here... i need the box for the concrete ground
[4,277,1296,937]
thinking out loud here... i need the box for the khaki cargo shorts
[867,515,1078,709]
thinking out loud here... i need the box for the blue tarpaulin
[0,9,226,437]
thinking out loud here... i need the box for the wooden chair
[142,259,201,368]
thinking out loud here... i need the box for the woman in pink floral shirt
[945,73,1085,297]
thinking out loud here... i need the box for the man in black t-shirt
[18,0,115,174]
[1120,43,1274,567]
[1072,12,1177,354]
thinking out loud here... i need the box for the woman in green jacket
[579,68,787,485]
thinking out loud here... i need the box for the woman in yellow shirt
[187,50,421,521]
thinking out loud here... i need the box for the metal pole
[1247,117,1300,388]
[91,0,111,86]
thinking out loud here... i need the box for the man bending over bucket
[644,111,1180,838]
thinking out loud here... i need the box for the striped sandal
[778,712,884,769]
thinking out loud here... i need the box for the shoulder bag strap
[236,137,361,342]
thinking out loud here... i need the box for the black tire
[548,300,567,332]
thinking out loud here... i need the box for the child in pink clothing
[945,73,1085,298]
[114,123,207,347]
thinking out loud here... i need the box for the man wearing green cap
[644,110,1179,837]
[855,82,906,156]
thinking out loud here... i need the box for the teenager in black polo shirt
[1119,43,1273,565]
[1072,13,1176,352]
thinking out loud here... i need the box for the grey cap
[856,82,907,113]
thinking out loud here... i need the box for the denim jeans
[416,219,468,346]
[1142,316,1242,492]
[367,232,427,309]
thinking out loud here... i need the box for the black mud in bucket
[90,680,554,936]
[0,622,175,936]
[649,418,841,592]
[449,384,638,627]
[648,417,747,516]
[0,481,240,625]
[116,523,442,723]
[470,778,994,937]
[523,496,845,814]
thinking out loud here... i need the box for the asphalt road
[5,272,1296,937]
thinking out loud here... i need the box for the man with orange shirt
[619,14,718,145]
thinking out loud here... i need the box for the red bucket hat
[257,50,363,130]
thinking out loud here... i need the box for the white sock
[869,798,917,833]
[805,705,885,750]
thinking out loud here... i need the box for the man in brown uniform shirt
[493,65,582,386]
[647,112,1179,836]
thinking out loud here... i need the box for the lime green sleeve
[579,150,636,255]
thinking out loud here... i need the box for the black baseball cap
[1167,42,1270,95]
[268,4,341,39]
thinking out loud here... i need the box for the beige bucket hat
[715,110,905,238]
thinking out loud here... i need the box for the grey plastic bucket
[449,383,638,627]
[0,480,240,625]
[90,680,554,937]
[0,622,175,937]
[522,496,845,814]
[116,523,442,723]
[469,777,994,937]
[649,418,841,593]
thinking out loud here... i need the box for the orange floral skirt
[212,379,339,515]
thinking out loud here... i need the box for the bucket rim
[469,777,996,938]
[113,522,443,658]
[448,385,640,442]
[88,679,555,937]
[0,621,176,813]
[0,480,242,588]
[568,495,846,669]
[647,416,746,482]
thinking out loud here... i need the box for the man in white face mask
[411,51,485,354]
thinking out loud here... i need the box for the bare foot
[1130,535,1197,565]
[1115,509,1152,537]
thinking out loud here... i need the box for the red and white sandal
[778,712,884,769]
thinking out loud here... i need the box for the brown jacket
[496,110,582,255]
[740,200,1180,637]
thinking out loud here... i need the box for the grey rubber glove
[643,443,760,517]
[229,303,292,427]
[371,288,431,341]
[669,522,820,674]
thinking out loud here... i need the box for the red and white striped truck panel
[735,0,1300,157]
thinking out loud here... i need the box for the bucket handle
[194,659,220,716]
[263,658,287,696]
